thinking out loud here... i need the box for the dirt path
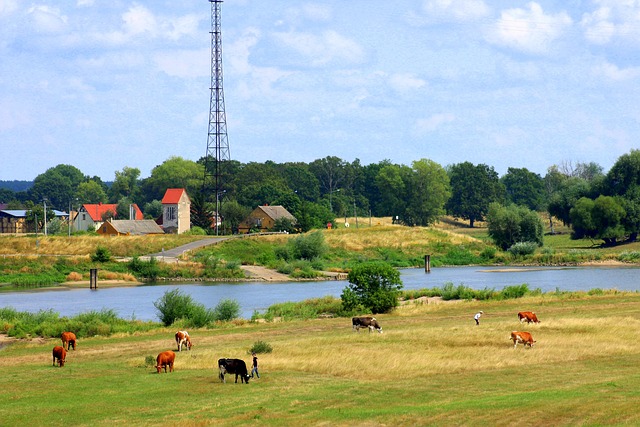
[240,265,292,282]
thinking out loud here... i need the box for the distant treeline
[0,180,32,192]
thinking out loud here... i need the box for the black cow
[352,316,383,333]
[218,358,250,384]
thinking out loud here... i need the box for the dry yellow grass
[105,293,640,383]
[0,234,205,257]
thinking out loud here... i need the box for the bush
[249,341,273,354]
[153,289,210,326]
[91,246,112,262]
[288,231,327,260]
[499,284,529,299]
[507,242,538,257]
[341,262,403,314]
[212,299,241,322]
[127,256,161,281]
[487,203,544,250]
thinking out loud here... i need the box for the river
[0,266,638,321]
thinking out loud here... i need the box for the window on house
[166,206,176,221]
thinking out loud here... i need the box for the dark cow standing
[61,331,77,350]
[352,316,383,333]
[52,346,66,367]
[156,351,176,373]
[218,358,250,384]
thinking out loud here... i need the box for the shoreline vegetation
[2,216,640,292]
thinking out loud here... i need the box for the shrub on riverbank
[0,307,157,339]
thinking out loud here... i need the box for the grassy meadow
[2,292,640,426]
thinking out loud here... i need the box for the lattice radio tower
[203,0,230,202]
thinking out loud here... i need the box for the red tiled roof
[82,203,143,221]
[162,188,188,204]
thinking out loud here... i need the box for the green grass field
[2,292,640,426]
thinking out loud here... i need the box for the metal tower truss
[203,0,230,197]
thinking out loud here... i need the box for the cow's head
[243,374,251,384]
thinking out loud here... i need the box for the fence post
[424,255,431,273]
[90,268,98,289]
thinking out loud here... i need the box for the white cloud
[415,113,455,133]
[301,4,332,22]
[419,0,489,22]
[154,49,209,79]
[0,0,18,17]
[389,73,427,93]
[27,5,67,34]
[594,61,640,81]
[581,1,640,45]
[486,2,572,54]
[272,30,364,66]
[76,0,94,7]
[100,5,200,45]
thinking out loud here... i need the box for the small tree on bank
[341,262,403,314]
[486,203,544,250]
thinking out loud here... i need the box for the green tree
[374,163,408,217]
[110,166,141,203]
[548,177,590,226]
[75,180,107,204]
[487,203,544,250]
[403,159,450,226]
[446,162,504,227]
[141,157,203,203]
[220,199,250,234]
[341,262,403,314]
[570,196,626,245]
[501,167,545,211]
[309,156,347,213]
[31,164,85,208]
[143,200,163,219]
[190,192,214,231]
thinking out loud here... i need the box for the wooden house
[96,219,164,236]
[160,188,191,234]
[0,209,69,234]
[238,205,297,234]
[75,203,143,232]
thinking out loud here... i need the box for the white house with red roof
[161,188,191,234]
[74,202,143,232]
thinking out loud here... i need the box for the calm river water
[1,266,638,321]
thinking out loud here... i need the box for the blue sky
[1,0,639,181]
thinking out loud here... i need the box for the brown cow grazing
[61,332,77,350]
[175,330,192,352]
[156,351,176,373]
[517,311,540,324]
[510,331,536,349]
[218,358,250,384]
[52,346,66,367]
[352,316,383,333]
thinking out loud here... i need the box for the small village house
[0,209,69,234]
[238,205,297,234]
[96,219,164,236]
[74,203,143,232]
[159,188,191,234]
